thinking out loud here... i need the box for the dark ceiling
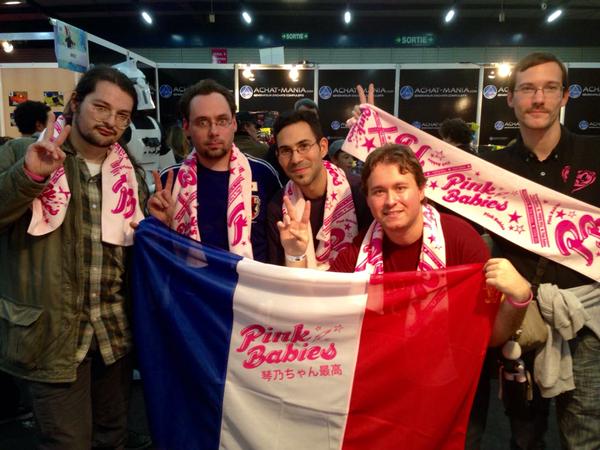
[2,1,600,48]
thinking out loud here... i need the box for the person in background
[13,100,51,138]
[234,111,269,159]
[327,139,355,175]
[165,124,191,162]
[439,118,477,154]
[294,98,319,116]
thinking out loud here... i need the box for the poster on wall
[43,91,65,107]
[397,68,479,138]
[479,68,519,147]
[317,69,395,140]
[9,91,28,106]
[564,67,600,135]
[150,68,235,129]
[237,68,315,130]
[53,19,89,73]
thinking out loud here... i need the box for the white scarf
[170,144,254,258]
[283,160,358,270]
[28,116,144,246]
[355,203,446,274]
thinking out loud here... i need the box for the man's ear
[182,118,191,136]
[507,91,514,108]
[319,137,328,159]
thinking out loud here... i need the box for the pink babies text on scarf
[28,116,144,246]
[283,160,358,270]
[355,203,446,274]
[170,144,254,259]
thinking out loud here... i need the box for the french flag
[132,218,499,450]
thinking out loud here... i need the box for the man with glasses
[149,79,280,262]
[0,66,146,449]
[484,52,600,450]
[266,110,371,268]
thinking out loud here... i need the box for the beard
[197,140,230,160]
[74,115,120,148]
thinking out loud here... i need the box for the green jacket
[0,138,146,382]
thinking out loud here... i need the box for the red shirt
[329,213,490,273]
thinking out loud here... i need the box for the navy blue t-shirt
[161,155,281,262]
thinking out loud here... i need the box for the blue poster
[53,20,89,73]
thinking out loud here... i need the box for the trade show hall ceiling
[3,1,600,48]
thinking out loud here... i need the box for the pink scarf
[170,144,253,258]
[28,116,144,246]
[355,203,446,274]
[284,160,358,270]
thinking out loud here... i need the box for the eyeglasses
[90,104,131,129]
[513,84,564,98]
[195,118,233,130]
[277,141,318,159]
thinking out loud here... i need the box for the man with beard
[484,52,600,450]
[0,66,146,449]
[150,79,280,262]
[267,110,371,268]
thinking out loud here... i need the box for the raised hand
[147,169,176,226]
[277,195,311,258]
[348,83,375,128]
[484,258,531,302]
[24,113,70,178]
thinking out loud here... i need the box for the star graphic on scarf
[428,181,438,190]
[509,225,514,231]
[239,166,246,174]
[229,167,236,175]
[516,225,525,234]
[330,192,338,201]
[428,235,436,243]
[475,171,480,176]
[315,326,322,331]
[556,209,566,219]
[596,251,600,257]
[333,324,343,332]
[362,137,376,152]
[508,211,521,223]
[569,211,577,218]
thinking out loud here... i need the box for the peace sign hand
[347,83,375,128]
[24,113,70,178]
[277,195,311,258]
[148,169,176,226]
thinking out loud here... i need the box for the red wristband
[23,165,47,183]
[505,290,533,309]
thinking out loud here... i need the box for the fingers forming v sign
[277,195,311,256]
[24,113,70,178]
[148,169,176,225]
[356,83,375,105]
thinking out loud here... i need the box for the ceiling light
[289,66,300,82]
[546,8,563,23]
[497,62,512,78]
[2,41,14,53]
[242,65,254,81]
[3,1,23,4]
[141,10,153,24]
[444,8,456,23]
[343,8,352,24]
[241,9,252,24]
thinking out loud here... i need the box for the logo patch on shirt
[252,195,261,220]
[572,170,597,193]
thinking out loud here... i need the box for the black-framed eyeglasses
[277,141,318,159]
